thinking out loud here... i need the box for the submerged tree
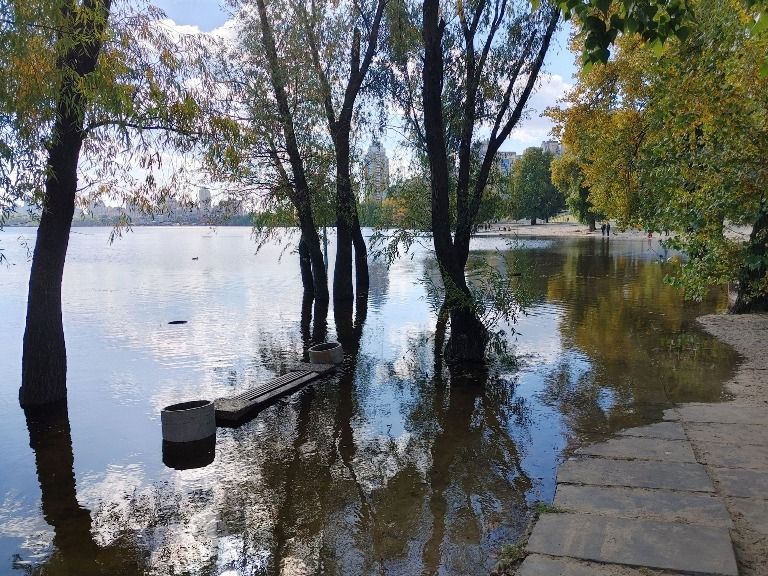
[2,1,214,406]
[294,0,388,302]
[387,0,559,362]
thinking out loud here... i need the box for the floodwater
[0,227,738,575]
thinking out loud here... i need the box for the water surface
[0,227,737,575]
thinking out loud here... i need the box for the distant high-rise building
[541,140,563,156]
[363,139,390,202]
[478,140,519,175]
[198,187,212,208]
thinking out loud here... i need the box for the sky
[152,0,578,156]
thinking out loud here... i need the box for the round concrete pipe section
[308,341,344,364]
[161,400,216,443]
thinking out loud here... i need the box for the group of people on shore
[600,222,611,236]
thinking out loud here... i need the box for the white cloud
[502,73,573,153]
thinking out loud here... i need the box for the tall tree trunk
[256,0,328,304]
[588,215,596,231]
[731,200,768,313]
[530,217,537,225]
[298,233,314,297]
[333,133,369,301]
[352,223,369,297]
[20,0,112,408]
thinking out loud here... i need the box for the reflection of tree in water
[22,295,534,575]
[366,257,390,311]
[540,241,738,446]
[16,403,144,575]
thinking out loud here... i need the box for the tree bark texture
[20,0,113,407]
[298,234,315,297]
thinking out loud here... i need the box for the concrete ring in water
[308,341,344,364]
[161,400,216,443]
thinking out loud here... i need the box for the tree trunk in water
[21,166,76,407]
[588,216,596,232]
[298,234,314,297]
[334,219,354,302]
[731,201,768,313]
[445,301,489,365]
[530,218,537,225]
[256,0,328,304]
[352,222,369,298]
[20,0,112,408]
[333,132,368,301]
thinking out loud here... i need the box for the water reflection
[0,230,739,575]
[20,404,143,575]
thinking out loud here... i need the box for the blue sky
[152,1,578,156]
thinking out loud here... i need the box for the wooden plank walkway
[214,363,336,426]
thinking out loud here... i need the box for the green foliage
[557,0,768,75]
[550,0,768,306]
[1,0,218,225]
[533,501,567,513]
[509,148,564,223]
[551,152,604,227]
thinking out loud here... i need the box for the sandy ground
[478,221,658,239]
[695,313,768,575]
[477,220,754,241]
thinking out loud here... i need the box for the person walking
[606,222,611,236]
[601,223,606,236]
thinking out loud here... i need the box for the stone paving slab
[554,485,732,527]
[711,468,768,499]
[517,554,685,576]
[697,442,768,470]
[575,436,697,463]
[685,422,767,446]
[727,498,768,534]
[618,421,687,440]
[557,458,714,492]
[677,403,766,425]
[526,513,738,576]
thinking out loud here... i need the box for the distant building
[198,187,212,209]
[363,139,390,202]
[541,140,563,156]
[478,141,519,176]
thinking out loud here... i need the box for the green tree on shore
[550,0,768,311]
[510,148,564,225]
[551,152,603,231]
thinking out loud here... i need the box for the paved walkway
[518,314,768,576]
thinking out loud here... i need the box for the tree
[551,151,603,230]
[510,148,563,225]
[253,0,331,302]
[551,0,768,310]
[2,1,213,406]
[294,0,388,302]
[387,0,559,363]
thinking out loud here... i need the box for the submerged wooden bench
[214,362,336,426]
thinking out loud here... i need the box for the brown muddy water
[0,227,738,575]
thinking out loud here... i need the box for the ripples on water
[0,227,738,575]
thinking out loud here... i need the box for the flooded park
[0,227,740,575]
